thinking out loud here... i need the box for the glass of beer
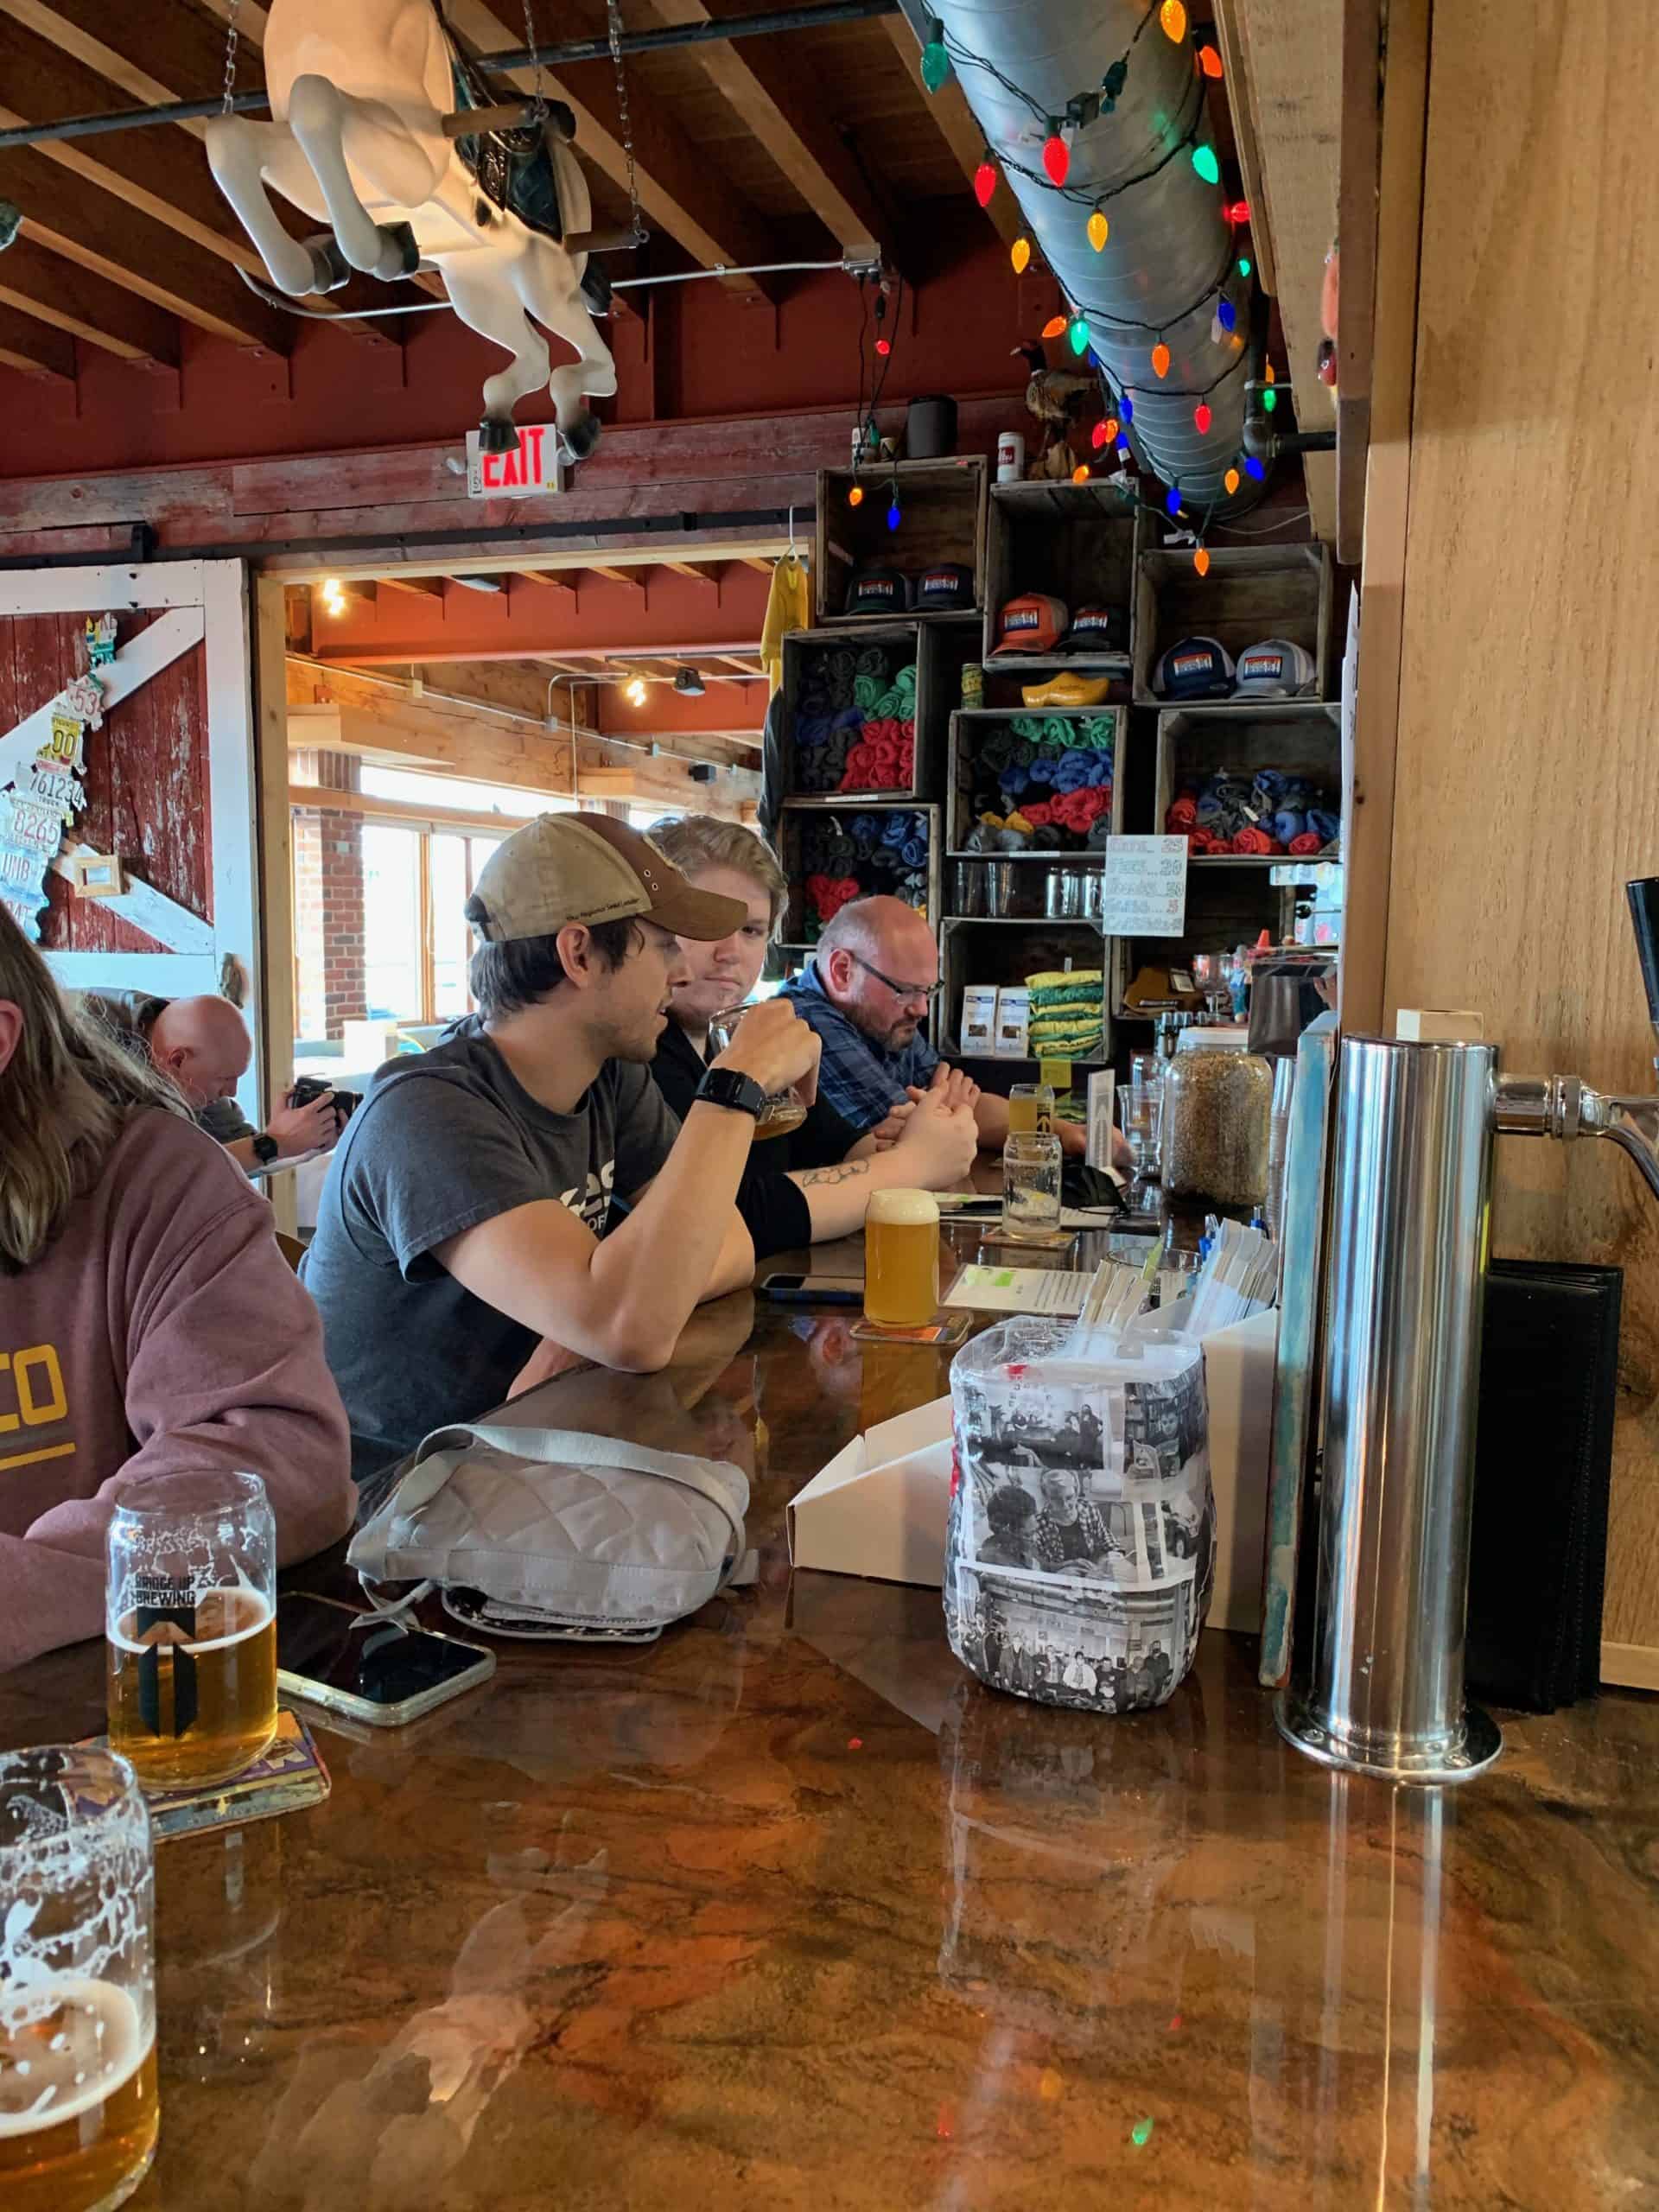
[0,1745,158,2211]
[105,1471,278,1792]
[708,1011,809,1143]
[1006,1082,1055,1138]
[863,1187,941,1327]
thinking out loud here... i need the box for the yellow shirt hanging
[760,553,810,694]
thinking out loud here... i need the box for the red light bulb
[875,336,891,357]
[1226,200,1251,225]
[974,159,997,209]
[1091,420,1109,449]
[1194,401,1212,433]
[1042,131,1070,187]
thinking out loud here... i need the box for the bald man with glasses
[779,894,1089,1157]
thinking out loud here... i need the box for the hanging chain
[606,0,645,246]
[220,0,241,114]
[520,0,547,123]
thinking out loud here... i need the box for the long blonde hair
[0,906,187,1272]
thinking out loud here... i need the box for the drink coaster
[852,1311,975,1347]
[977,1227,1078,1255]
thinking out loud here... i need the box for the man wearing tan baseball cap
[302,814,819,1481]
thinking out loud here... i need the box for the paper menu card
[1100,834,1187,936]
[944,1264,1090,1316]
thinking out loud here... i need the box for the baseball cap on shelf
[1234,637,1318,697]
[469,814,747,945]
[913,563,976,609]
[1154,635,1236,700]
[997,592,1068,652]
[1061,603,1129,652]
[843,566,911,616]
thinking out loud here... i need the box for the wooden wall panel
[1,607,213,953]
[1382,1,1659,1674]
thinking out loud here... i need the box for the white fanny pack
[347,1423,756,1643]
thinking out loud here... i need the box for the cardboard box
[1395,1007,1485,1042]
[786,1397,953,1586]
[960,984,998,1055]
[1086,1069,1117,1171]
[1200,1308,1278,1635]
[993,986,1030,1058]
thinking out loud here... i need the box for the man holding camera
[86,992,342,1173]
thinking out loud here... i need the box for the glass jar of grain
[1162,1028,1273,1213]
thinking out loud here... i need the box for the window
[361,825,423,1020]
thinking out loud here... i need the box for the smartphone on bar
[758,1273,865,1306]
[276,1592,495,1728]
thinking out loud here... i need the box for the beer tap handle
[1626,876,1659,1038]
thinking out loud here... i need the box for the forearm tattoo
[796,1160,873,1188]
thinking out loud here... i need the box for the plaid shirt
[779,965,940,1136]
[1032,1499,1117,1568]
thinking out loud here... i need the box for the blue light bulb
[1166,485,1182,516]
[1244,455,1266,481]
[1120,394,1134,423]
[1116,439,1130,459]
[1217,296,1236,333]
[887,499,902,530]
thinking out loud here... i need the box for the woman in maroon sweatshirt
[0,908,355,1671]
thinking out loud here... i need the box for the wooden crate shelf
[940,918,1122,1065]
[777,621,977,804]
[816,457,988,626]
[778,799,942,947]
[945,703,1126,855]
[1154,702,1341,849]
[1134,543,1333,705]
[982,481,1139,671]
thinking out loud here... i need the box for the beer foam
[0,1978,149,2138]
[865,1187,941,1227]
[109,1586,271,1656]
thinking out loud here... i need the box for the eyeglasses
[846,951,943,1006]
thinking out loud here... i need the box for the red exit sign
[465,423,563,499]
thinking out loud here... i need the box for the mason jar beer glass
[106,1471,278,1791]
[708,1011,808,1142]
[0,1746,158,2211]
[863,1187,941,1327]
[1006,1082,1055,1138]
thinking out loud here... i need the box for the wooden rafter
[880,10,1022,247]
[586,564,647,591]
[637,0,899,266]
[376,575,447,598]
[512,569,578,594]
[1,0,436,326]
[1212,0,1342,543]
[658,560,719,585]
[735,556,774,573]
[0,147,292,350]
[439,0,785,300]
[0,228,179,363]
[0,300,73,378]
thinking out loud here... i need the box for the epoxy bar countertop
[2,1284,1654,2209]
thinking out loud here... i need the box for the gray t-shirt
[301,1020,679,1481]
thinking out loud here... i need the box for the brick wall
[291,750,366,1041]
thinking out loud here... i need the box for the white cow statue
[206,0,616,456]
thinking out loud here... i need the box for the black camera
[289,1074,361,1122]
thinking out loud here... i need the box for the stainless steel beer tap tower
[1277,878,1659,1784]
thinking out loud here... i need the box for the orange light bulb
[849,484,865,507]
[1087,209,1109,251]
[1224,467,1240,496]
[1198,44,1223,79]
[1152,341,1171,378]
[1071,464,1090,485]
[1011,236,1032,275]
[1103,416,1119,442]
[1160,0,1187,41]
[1042,314,1069,340]
[1194,547,1211,576]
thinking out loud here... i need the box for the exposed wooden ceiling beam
[512,569,578,594]
[0,230,179,363]
[376,575,447,598]
[1213,0,1341,543]
[0,300,73,378]
[440,0,786,301]
[0,16,268,270]
[658,560,720,585]
[586,564,647,590]
[637,0,900,267]
[0,149,293,350]
[0,0,429,329]
[735,556,774,573]
[880,9,1023,247]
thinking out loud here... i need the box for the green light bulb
[1069,318,1090,355]
[1192,144,1220,186]
[1262,386,1278,412]
[1237,255,1252,277]
[921,18,950,92]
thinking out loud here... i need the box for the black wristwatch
[695,1067,767,1120]
[251,1131,280,1166]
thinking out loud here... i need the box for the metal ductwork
[925,0,1248,511]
